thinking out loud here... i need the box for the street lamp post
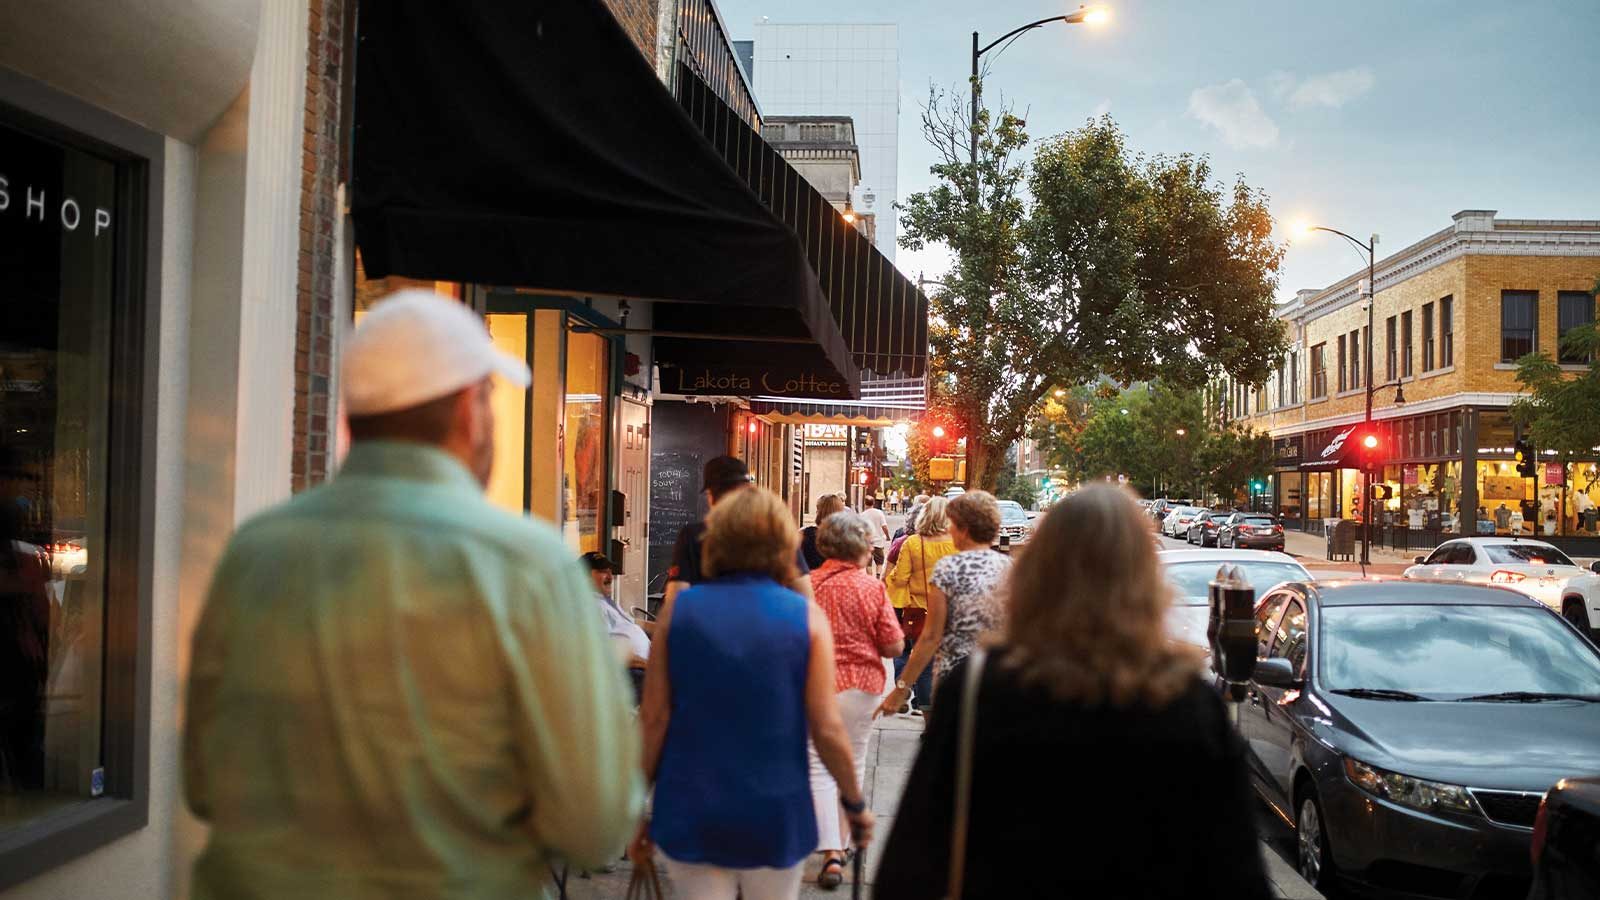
[970,5,1106,191]
[1302,225,1379,565]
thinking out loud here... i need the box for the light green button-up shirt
[185,442,641,899]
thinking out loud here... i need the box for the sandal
[817,855,845,890]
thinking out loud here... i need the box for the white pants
[807,688,879,852]
[663,856,805,900]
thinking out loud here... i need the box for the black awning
[1302,424,1360,470]
[674,64,929,378]
[351,0,858,395]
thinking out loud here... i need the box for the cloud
[1186,79,1279,149]
[1284,66,1376,109]
[1266,70,1297,100]
[1091,98,1112,118]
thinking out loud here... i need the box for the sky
[713,0,1600,302]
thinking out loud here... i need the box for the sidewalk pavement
[559,715,1323,899]
[1282,526,1415,576]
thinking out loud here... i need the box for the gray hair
[916,496,951,538]
[817,509,874,562]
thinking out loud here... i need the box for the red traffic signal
[1356,429,1386,472]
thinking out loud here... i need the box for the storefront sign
[662,364,849,398]
[0,174,114,237]
[1546,462,1565,486]
[1302,425,1358,470]
[1402,465,1418,485]
[1273,436,1303,464]
[803,423,849,446]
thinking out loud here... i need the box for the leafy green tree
[1511,277,1600,506]
[992,445,1039,508]
[900,104,1287,490]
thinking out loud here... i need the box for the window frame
[1337,334,1347,393]
[1501,290,1538,362]
[1439,295,1454,368]
[0,73,163,890]
[1385,315,1397,382]
[1309,343,1327,399]
[1557,291,1595,364]
[1401,310,1413,377]
[1421,302,1435,372]
[1290,350,1299,403]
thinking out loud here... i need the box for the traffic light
[1357,429,1385,472]
[1514,437,1536,478]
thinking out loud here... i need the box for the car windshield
[1164,560,1310,605]
[1483,544,1576,567]
[1320,604,1600,699]
[999,506,1028,523]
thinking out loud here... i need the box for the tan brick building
[1223,210,1600,544]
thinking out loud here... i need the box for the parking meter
[1208,565,1258,702]
[997,533,1011,555]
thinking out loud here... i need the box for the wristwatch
[894,679,909,692]
[840,794,867,815]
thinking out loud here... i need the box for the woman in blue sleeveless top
[634,488,874,899]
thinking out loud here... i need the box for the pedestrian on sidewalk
[184,290,641,899]
[585,551,652,706]
[875,484,1271,899]
[634,488,873,900]
[859,495,892,576]
[882,496,956,714]
[878,491,1009,719]
[800,492,847,571]
[665,456,812,606]
[805,511,905,889]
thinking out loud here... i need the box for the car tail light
[1531,794,1550,865]
[1273,525,1283,533]
[1490,570,1527,584]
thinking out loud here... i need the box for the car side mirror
[1253,657,1300,689]
[1414,555,1427,565]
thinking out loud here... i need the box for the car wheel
[1296,790,1336,891]
[1564,598,1595,639]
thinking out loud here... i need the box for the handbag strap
[946,647,986,899]
[918,537,930,605]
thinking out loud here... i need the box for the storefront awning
[673,63,929,379]
[747,374,927,424]
[350,0,859,396]
[1302,424,1360,470]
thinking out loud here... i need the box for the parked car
[1403,538,1589,612]
[1529,775,1600,900]
[1151,498,1194,525]
[1216,512,1285,552]
[1237,578,1600,897]
[1559,563,1600,639]
[996,500,1032,545]
[1161,505,1203,538]
[1157,549,1312,653]
[1185,510,1228,547]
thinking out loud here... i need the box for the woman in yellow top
[883,497,956,714]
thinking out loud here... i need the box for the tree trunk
[966,437,1000,491]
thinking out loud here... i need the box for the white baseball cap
[342,289,532,416]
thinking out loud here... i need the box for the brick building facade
[1223,211,1600,541]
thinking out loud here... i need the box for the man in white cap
[184,290,641,899]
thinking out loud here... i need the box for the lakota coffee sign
[1273,436,1303,465]
[663,364,849,399]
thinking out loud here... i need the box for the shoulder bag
[945,647,987,899]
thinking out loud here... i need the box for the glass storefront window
[563,328,608,553]
[1476,459,1535,535]
[1,121,116,829]
[486,314,528,514]
[1277,471,1302,522]
[1306,471,1326,521]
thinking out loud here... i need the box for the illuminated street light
[1175,428,1187,436]
[1054,388,1065,397]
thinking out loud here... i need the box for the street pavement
[559,713,1322,899]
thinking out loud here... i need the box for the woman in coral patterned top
[806,510,905,888]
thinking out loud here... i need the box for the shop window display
[0,122,116,828]
[563,328,608,554]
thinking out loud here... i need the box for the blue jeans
[894,636,935,710]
